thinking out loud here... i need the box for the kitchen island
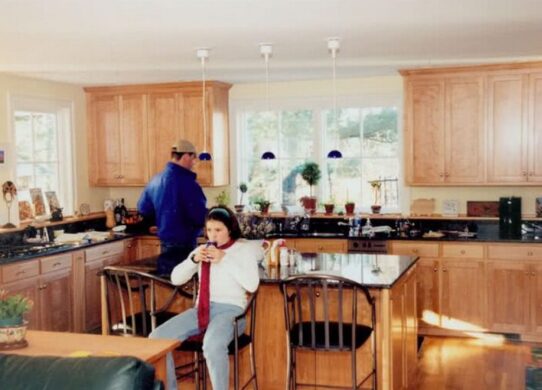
[253,253,418,390]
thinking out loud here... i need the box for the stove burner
[0,243,69,259]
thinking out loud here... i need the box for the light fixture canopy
[197,48,212,161]
[259,43,276,160]
[326,37,342,159]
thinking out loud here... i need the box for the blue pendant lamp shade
[327,149,342,159]
[197,48,212,161]
[327,38,342,160]
[261,151,276,160]
[260,43,276,161]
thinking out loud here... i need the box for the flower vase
[0,319,28,350]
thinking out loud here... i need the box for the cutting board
[410,198,436,216]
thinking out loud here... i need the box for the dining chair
[178,289,260,390]
[279,274,376,390]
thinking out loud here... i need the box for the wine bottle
[120,198,128,222]
[114,200,123,225]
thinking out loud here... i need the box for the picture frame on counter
[442,199,460,217]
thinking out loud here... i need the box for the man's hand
[148,226,158,234]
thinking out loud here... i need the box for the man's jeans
[149,302,245,390]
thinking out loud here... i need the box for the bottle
[120,198,128,222]
[114,200,123,225]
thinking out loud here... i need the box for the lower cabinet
[0,253,73,332]
[137,236,161,259]
[83,241,124,332]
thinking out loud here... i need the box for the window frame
[10,95,75,216]
[231,94,405,213]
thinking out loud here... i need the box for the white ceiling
[1,0,542,86]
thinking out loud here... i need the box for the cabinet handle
[460,250,465,255]
[442,268,448,272]
[526,271,531,275]
[528,251,533,256]
[444,172,449,177]
[532,271,536,276]
[412,249,419,254]
[439,173,444,178]
[433,267,438,272]
[16,270,26,276]
[529,172,534,176]
[522,171,528,177]
[53,262,61,267]
[38,284,48,290]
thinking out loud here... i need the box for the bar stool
[280,274,376,389]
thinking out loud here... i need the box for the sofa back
[0,354,162,390]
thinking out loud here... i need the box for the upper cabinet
[401,62,542,186]
[85,81,231,187]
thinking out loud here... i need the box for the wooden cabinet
[123,238,138,264]
[84,241,124,331]
[86,81,231,187]
[404,75,485,185]
[293,238,347,253]
[0,253,73,332]
[136,236,161,259]
[87,93,149,186]
[486,244,542,336]
[487,73,529,183]
[402,61,542,185]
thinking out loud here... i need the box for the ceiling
[1,0,542,86]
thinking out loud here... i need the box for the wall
[0,73,108,226]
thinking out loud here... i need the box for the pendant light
[259,43,276,160]
[197,48,212,161]
[327,37,342,159]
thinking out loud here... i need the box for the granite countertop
[259,253,418,289]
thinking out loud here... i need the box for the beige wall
[0,73,108,222]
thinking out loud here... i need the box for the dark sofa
[0,354,163,390]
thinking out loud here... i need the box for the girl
[150,206,262,390]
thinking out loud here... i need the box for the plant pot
[301,197,317,214]
[324,204,335,215]
[234,204,245,213]
[0,320,28,350]
[371,205,382,214]
[259,205,270,215]
[345,203,355,215]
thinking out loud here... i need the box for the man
[138,139,207,274]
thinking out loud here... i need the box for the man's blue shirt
[137,162,207,247]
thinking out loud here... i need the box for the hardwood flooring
[177,336,539,389]
[413,336,538,390]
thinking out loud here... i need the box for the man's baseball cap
[171,139,197,154]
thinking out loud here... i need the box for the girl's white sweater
[170,239,263,309]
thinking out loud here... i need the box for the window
[11,97,74,217]
[237,103,401,213]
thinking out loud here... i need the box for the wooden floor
[413,336,537,390]
[177,336,539,390]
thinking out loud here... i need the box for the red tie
[197,239,235,335]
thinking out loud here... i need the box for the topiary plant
[300,162,321,197]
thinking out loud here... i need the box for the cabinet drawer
[487,244,542,260]
[2,260,40,283]
[41,253,72,274]
[389,241,439,257]
[441,243,484,259]
[295,239,347,253]
[85,241,124,262]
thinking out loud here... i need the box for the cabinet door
[529,72,542,182]
[441,259,486,330]
[147,92,184,177]
[486,260,530,334]
[39,269,73,332]
[487,74,529,183]
[137,237,161,259]
[89,95,121,185]
[0,278,40,330]
[85,259,104,332]
[405,79,445,184]
[444,76,486,183]
[531,263,542,334]
[416,258,440,329]
[119,94,149,185]
[123,238,138,264]
[294,239,347,253]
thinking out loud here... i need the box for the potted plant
[253,197,272,215]
[299,162,321,214]
[369,180,382,214]
[323,198,335,215]
[234,182,248,213]
[0,290,33,350]
[214,189,230,207]
[344,201,355,215]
